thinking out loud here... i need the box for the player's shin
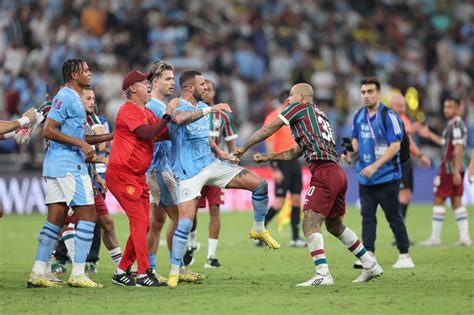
[72,221,96,277]
[252,180,269,233]
[32,221,61,275]
[337,227,374,269]
[170,218,193,273]
[307,233,329,275]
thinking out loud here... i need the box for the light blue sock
[252,180,269,222]
[170,219,193,266]
[149,254,157,269]
[74,221,95,264]
[35,221,61,262]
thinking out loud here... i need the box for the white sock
[115,267,126,275]
[108,247,122,267]
[32,260,47,275]
[454,207,470,240]
[306,233,329,275]
[63,223,76,263]
[337,227,374,269]
[253,221,265,233]
[189,230,197,248]
[170,264,180,275]
[431,205,445,240]
[207,238,219,259]
[71,262,85,277]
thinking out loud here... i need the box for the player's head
[288,83,313,104]
[148,60,175,97]
[202,79,215,105]
[443,96,461,120]
[122,70,152,103]
[180,70,207,102]
[62,59,91,87]
[390,93,406,115]
[81,86,95,115]
[278,89,290,107]
[360,76,381,109]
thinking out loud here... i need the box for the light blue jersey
[168,99,214,180]
[146,98,173,173]
[43,87,88,177]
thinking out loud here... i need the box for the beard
[194,90,203,102]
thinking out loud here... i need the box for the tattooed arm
[209,137,239,163]
[172,103,232,125]
[253,145,303,163]
[234,118,285,158]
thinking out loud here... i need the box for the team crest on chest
[126,185,135,195]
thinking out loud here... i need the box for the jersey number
[317,116,335,144]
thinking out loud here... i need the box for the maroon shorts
[434,172,464,198]
[303,161,347,218]
[94,192,109,216]
[198,185,224,208]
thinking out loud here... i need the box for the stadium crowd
[1,0,473,167]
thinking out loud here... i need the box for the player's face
[155,70,175,97]
[360,84,380,108]
[134,79,151,103]
[202,82,215,104]
[443,100,459,120]
[192,75,207,101]
[75,62,92,87]
[288,87,302,104]
[81,89,95,114]
[391,98,406,115]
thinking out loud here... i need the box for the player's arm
[417,125,443,146]
[234,118,285,158]
[43,117,94,160]
[452,144,464,185]
[253,145,303,163]
[85,133,114,145]
[0,107,36,136]
[209,137,238,162]
[468,151,474,184]
[171,103,231,125]
[408,134,431,167]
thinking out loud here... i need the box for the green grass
[1,205,473,315]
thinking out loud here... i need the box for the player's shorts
[198,185,224,208]
[177,160,243,203]
[45,173,94,207]
[399,159,414,192]
[146,170,177,207]
[303,161,347,218]
[274,160,303,197]
[434,172,464,198]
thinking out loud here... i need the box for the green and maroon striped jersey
[440,116,467,174]
[279,102,338,163]
[209,111,238,149]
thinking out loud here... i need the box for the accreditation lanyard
[366,110,384,145]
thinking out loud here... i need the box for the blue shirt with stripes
[352,103,403,185]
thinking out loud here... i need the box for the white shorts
[44,173,94,207]
[146,170,177,207]
[177,160,243,203]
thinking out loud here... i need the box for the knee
[253,180,268,195]
[177,218,193,233]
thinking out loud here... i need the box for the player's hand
[453,172,462,186]
[419,154,431,168]
[166,97,180,114]
[220,151,240,164]
[469,168,474,185]
[253,153,269,164]
[80,142,95,161]
[22,107,36,122]
[233,147,246,159]
[341,152,352,164]
[272,168,284,184]
[360,163,379,178]
[212,103,232,114]
[95,174,108,193]
[416,124,431,139]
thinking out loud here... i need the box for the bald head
[390,94,406,115]
[288,83,314,104]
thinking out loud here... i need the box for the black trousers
[359,180,410,254]
[55,224,101,264]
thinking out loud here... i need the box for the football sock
[307,233,329,275]
[454,207,470,240]
[148,254,157,270]
[72,221,95,276]
[264,207,277,226]
[63,223,75,263]
[108,247,122,267]
[170,219,193,271]
[252,181,269,232]
[32,221,60,275]
[207,238,218,259]
[431,205,445,240]
[337,227,374,269]
[189,230,197,248]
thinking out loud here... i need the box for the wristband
[202,107,211,116]
[3,131,15,139]
[162,113,171,122]
[17,116,30,127]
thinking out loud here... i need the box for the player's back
[146,98,173,173]
[168,99,214,180]
[440,116,467,174]
[43,87,88,177]
[280,102,338,164]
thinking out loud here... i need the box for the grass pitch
[0,205,473,315]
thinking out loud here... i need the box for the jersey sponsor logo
[126,185,135,196]
[53,98,62,109]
